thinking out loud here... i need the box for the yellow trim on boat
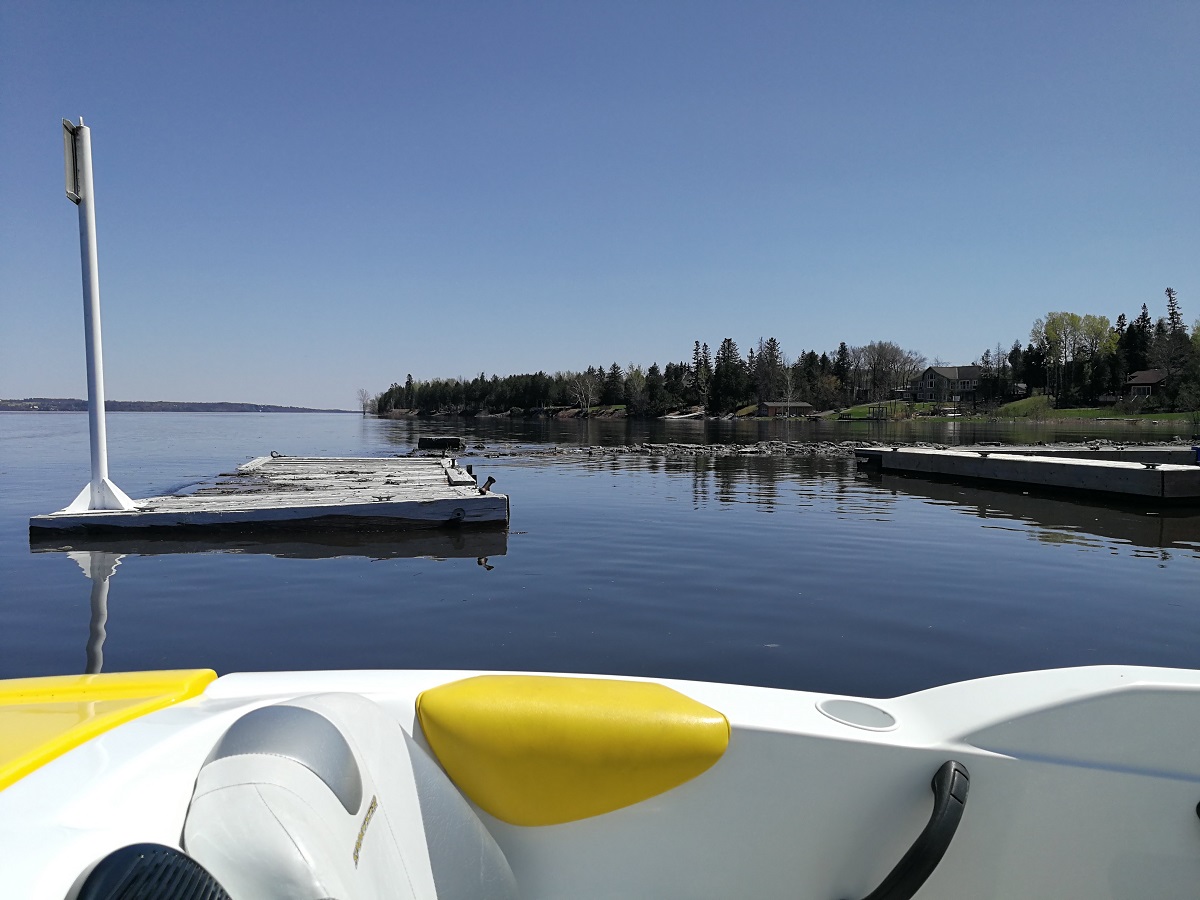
[417,674,730,826]
[0,669,217,791]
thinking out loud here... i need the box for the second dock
[29,455,509,534]
[855,446,1200,502]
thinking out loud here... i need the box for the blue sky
[2,2,1197,409]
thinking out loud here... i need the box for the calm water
[2,412,1198,698]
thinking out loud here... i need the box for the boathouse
[758,401,815,417]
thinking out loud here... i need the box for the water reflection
[66,550,122,673]
[32,529,507,673]
[30,528,508,561]
[558,450,1199,553]
[872,474,1200,553]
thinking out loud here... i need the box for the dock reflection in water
[568,452,1200,553]
[31,529,508,673]
[871,473,1200,555]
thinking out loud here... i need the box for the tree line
[373,337,927,417]
[973,288,1199,411]
[372,288,1199,417]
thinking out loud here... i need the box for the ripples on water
[1,413,1197,696]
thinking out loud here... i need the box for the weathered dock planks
[29,456,509,534]
[855,446,1200,502]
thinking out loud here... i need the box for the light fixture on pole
[61,118,135,513]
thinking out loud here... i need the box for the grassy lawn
[996,397,1197,421]
[820,397,1198,424]
[1050,408,1196,421]
[995,396,1052,418]
[794,397,1200,424]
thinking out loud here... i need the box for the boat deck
[29,456,509,534]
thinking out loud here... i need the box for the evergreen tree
[833,342,850,383]
[801,351,821,398]
[1166,288,1185,334]
[663,362,689,407]
[688,342,712,407]
[1008,340,1024,386]
[602,363,625,405]
[754,337,784,402]
[1128,304,1153,372]
[646,363,666,415]
[1166,289,1185,336]
[708,338,749,414]
[1151,290,1193,387]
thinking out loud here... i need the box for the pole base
[62,478,137,513]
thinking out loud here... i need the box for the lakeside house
[1125,369,1167,398]
[758,400,815,417]
[910,366,982,404]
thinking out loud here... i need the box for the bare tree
[780,353,796,413]
[848,342,926,403]
[568,371,601,416]
[356,388,372,417]
[898,348,927,391]
[846,345,868,403]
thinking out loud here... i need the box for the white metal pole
[63,118,134,512]
[77,121,111,503]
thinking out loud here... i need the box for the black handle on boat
[849,759,970,900]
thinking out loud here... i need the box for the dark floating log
[418,437,464,451]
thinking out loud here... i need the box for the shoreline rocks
[402,437,1196,461]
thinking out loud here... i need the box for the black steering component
[849,759,970,900]
[75,843,231,900]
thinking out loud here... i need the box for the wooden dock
[29,456,509,534]
[855,446,1200,502]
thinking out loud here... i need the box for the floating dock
[855,446,1200,502]
[29,456,509,534]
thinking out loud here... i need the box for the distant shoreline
[0,399,354,414]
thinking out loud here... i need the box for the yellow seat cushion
[415,675,729,826]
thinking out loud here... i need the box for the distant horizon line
[1,398,355,413]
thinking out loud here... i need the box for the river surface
[2,412,1198,697]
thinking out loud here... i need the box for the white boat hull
[3,666,1199,899]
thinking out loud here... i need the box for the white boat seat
[182,692,517,900]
